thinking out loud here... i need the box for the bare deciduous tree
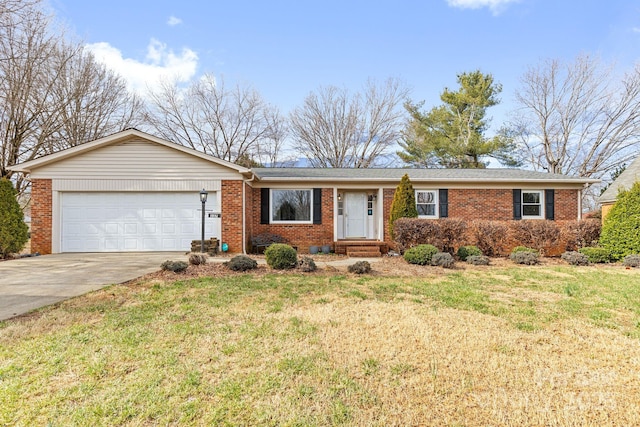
[511,55,640,180]
[0,1,143,195]
[289,78,409,168]
[146,74,286,166]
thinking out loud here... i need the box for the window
[416,190,438,218]
[271,189,312,222]
[522,190,543,219]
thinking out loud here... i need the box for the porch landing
[335,240,389,257]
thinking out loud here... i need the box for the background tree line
[2,0,640,209]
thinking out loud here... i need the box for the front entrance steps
[335,240,388,257]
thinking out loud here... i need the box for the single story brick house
[598,155,640,220]
[10,129,598,255]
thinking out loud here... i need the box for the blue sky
[49,0,640,131]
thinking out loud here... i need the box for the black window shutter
[439,189,448,218]
[513,189,522,220]
[313,188,322,224]
[545,189,555,220]
[260,188,270,224]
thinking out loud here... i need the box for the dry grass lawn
[1,258,639,426]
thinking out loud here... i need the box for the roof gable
[10,129,249,175]
[598,156,640,203]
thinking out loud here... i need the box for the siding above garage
[28,139,242,180]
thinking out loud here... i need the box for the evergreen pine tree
[600,181,640,260]
[0,178,29,258]
[389,174,418,239]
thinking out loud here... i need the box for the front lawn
[1,262,639,425]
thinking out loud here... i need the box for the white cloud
[167,16,182,26]
[85,38,198,93]
[633,27,640,33]
[446,0,518,14]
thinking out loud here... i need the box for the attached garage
[12,129,248,254]
[60,192,219,252]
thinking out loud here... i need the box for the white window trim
[522,190,544,219]
[415,189,438,219]
[270,188,313,224]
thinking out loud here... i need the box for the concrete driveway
[0,252,185,321]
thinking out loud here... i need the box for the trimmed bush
[509,247,539,265]
[348,260,371,274]
[578,247,611,264]
[226,255,258,271]
[265,243,298,270]
[561,251,590,266]
[509,220,560,255]
[389,174,418,239]
[393,218,441,253]
[469,220,508,257]
[0,178,29,258]
[466,255,490,266]
[457,245,482,261]
[403,244,439,265]
[561,220,601,251]
[622,254,640,268]
[161,260,188,272]
[298,256,317,272]
[439,218,467,254]
[431,252,455,268]
[188,252,208,265]
[600,181,640,260]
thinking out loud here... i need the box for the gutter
[242,173,257,254]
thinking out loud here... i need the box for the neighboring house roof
[251,167,599,185]
[9,128,250,174]
[598,155,640,204]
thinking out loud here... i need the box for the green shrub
[298,256,317,272]
[511,246,538,254]
[265,243,298,270]
[188,252,208,265]
[561,251,590,266]
[0,178,29,258]
[348,260,371,274]
[457,245,482,261]
[466,255,490,266]
[161,260,188,272]
[578,247,611,263]
[622,254,640,268]
[509,247,539,265]
[600,181,640,260]
[226,255,258,271]
[403,244,438,265]
[389,174,418,239]
[431,252,455,268]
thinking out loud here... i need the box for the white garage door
[61,192,219,252]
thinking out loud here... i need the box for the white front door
[345,192,366,238]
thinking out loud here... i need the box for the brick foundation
[30,179,52,255]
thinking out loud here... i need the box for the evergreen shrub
[265,243,297,270]
[389,174,418,239]
[403,244,439,265]
[0,178,29,258]
[226,255,258,271]
[457,245,482,261]
[600,181,640,260]
[578,247,611,263]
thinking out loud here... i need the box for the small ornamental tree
[389,173,418,239]
[0,178,29,258]
[600,181,640,260]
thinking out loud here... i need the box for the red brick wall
[554,189,579,221]
[250,187,334,253]
[30,179,52,255]
[221,180,243,253]
[244,182,254,251]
